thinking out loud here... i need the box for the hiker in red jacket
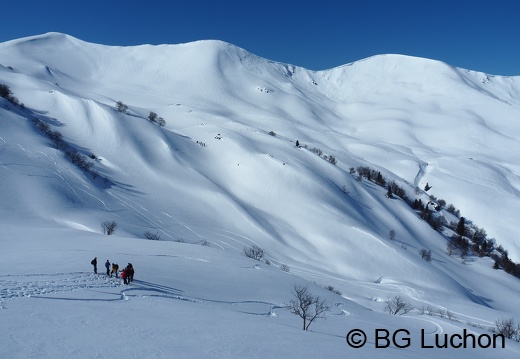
[121,267,128,285]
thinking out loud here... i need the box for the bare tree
[101,221,118,235]
[243,245,264,261]
[494,318,520,341]
[285,284,330,330]
[446,310,457,321]
[419,248,432,262]
[385,295,414,315]
[144,231,160,240]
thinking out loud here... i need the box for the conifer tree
[456,217,466,237]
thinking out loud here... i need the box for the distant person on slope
[126,263,134,283]
[105,259,111,276]
[111,263,119,278]
[91,257,97,274]
[121,267,128,285]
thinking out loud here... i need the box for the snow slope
[1,33,520,358]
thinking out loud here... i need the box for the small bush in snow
[280,264,290,272]
[156,117,166,127]
[310,147,323,156]
[419,305,436,316]
[147,111,166,127]
[446,310,456,321]
[384,295,413,315]
[148,111,158,122]
[67,151,94,170]
[144,231,161,240]
[200,240,211,247]
[244,245,264,261]
[419,248,432,262]
[325,155,337,165]
[101,221,118,235]
[493,318,520,341]
[268,130,276,136]
[325,285,342,296]
[116,101,128,113]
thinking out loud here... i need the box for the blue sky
[2,1,519,75]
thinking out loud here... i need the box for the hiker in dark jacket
[91,257,97,274]
[105,260,110,276]
[126,263,134,283]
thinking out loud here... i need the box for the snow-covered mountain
[1,33,519,358]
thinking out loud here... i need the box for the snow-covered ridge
[3,33,519,104]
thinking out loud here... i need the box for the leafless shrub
[419,248,432,262]
[425,306,436,316]
[325,155,337,165]
[384,295,414,315]
[144,231,161,240]
[446,310,457,321]
[493,318,520,341]
[325,285,342,296]
[101,221,118,235]
[310,147,323,156]
[285,284,330,330]
[437,309,447,319]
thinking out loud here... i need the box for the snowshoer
[91,257,97,274]
[105,260,110,276]
[126,263,134,283]
[111,263,119,278]
[121,267,128,285]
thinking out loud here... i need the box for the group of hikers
[90,257,134,285]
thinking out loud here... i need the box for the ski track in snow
[0,272,284,317]
[0,272,122,308]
